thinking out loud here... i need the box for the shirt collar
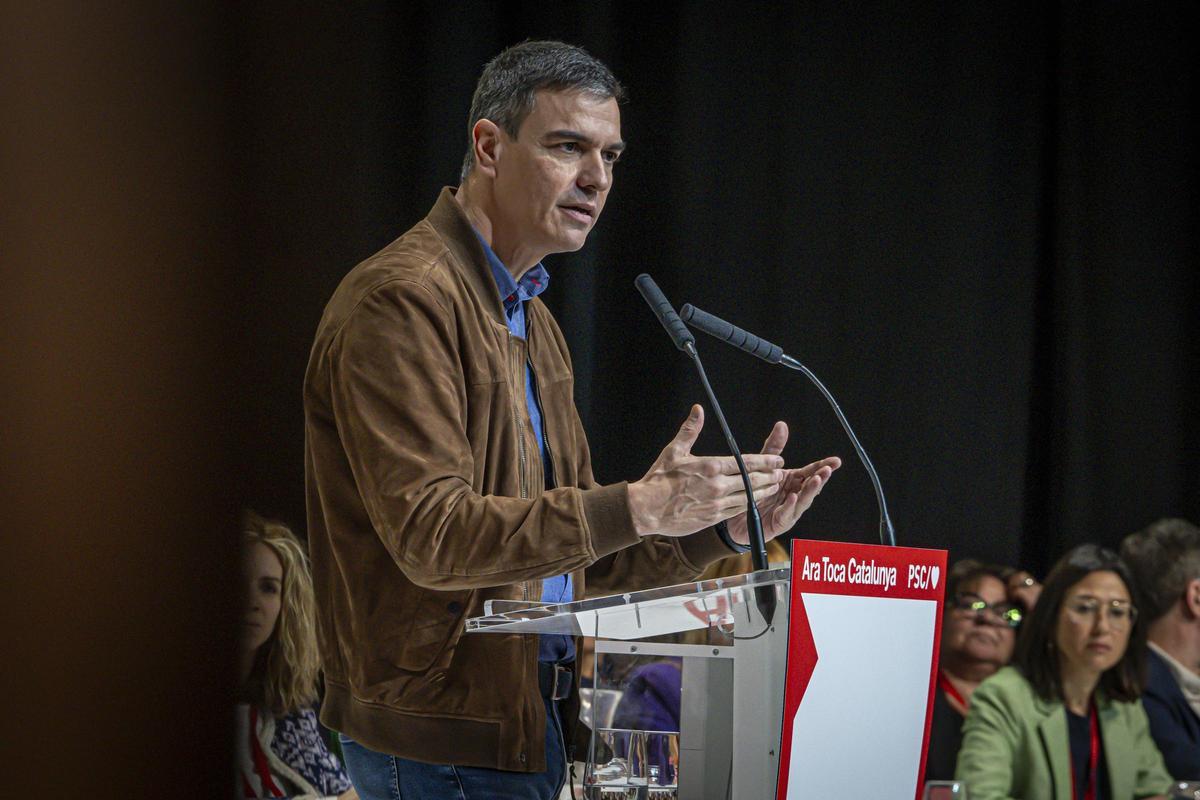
[1149,641,1200,699]
[474,231,550,312]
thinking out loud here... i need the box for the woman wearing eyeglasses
[925,560,1025,781]
[956,544,1172,800]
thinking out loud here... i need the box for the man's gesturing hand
[627,405,785,538]
[724,421,841,546]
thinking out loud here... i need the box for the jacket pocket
[383,588,472,673]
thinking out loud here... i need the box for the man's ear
[472,119,504,179]
[1185,577,1200,619]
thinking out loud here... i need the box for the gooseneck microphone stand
[680,303,897,548]
[635,275,776,625]
[775,354,896,547]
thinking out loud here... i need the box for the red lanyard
[1069,704,1100,800]
[938,670,968,710]
[247,706,286,798]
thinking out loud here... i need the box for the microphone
[634,273,695,352]
[679,304,782,364]
[635,275,775,624]
[679,303,897,548]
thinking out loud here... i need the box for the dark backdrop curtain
[235,2,1198,577]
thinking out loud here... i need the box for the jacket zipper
[509,333,530,604]
[528,325,569,606]
[510,335,529,501]
[527,356,556,490]
[528,357,564,607]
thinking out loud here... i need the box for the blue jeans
[339,693,568,800]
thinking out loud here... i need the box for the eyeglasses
[1063,597,1138,629]
[951,593,1023,628]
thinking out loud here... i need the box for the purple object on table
[611,660,682,784]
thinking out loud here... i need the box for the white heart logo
[930,566,941,590]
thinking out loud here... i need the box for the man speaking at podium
[303,40,840,800]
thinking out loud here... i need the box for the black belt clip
[538,662,573,701]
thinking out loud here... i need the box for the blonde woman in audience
[238,512,357,799]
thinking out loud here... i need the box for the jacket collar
[1034,700,1072,799]
[1149,641,1200,706]
[425,187,507,327]
[1033,684,1128,800]
[1096,695,1135,800]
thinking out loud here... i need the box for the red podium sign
[777,539,948,800]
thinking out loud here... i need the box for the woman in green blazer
[956,544,1172,800]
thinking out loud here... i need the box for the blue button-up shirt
[476,233,574,663]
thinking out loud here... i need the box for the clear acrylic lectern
[466,568,791,800]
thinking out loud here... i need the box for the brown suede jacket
[303,188,735,772]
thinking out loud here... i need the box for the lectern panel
[466,567,789,640]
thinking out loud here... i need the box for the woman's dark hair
[1013,543,1145,703]
[945,558,1010,602]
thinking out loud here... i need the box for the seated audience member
[925,560,1023,781]
[956,544,1171,800]
[1121,517,1200,779]
[1003,566,1044,613]
[238,512,356,800]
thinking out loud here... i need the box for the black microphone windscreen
[680,304,782,364]
[635,274,695,352]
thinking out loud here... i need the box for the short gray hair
[1120,517,1200,623]
[460,40,625,183]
